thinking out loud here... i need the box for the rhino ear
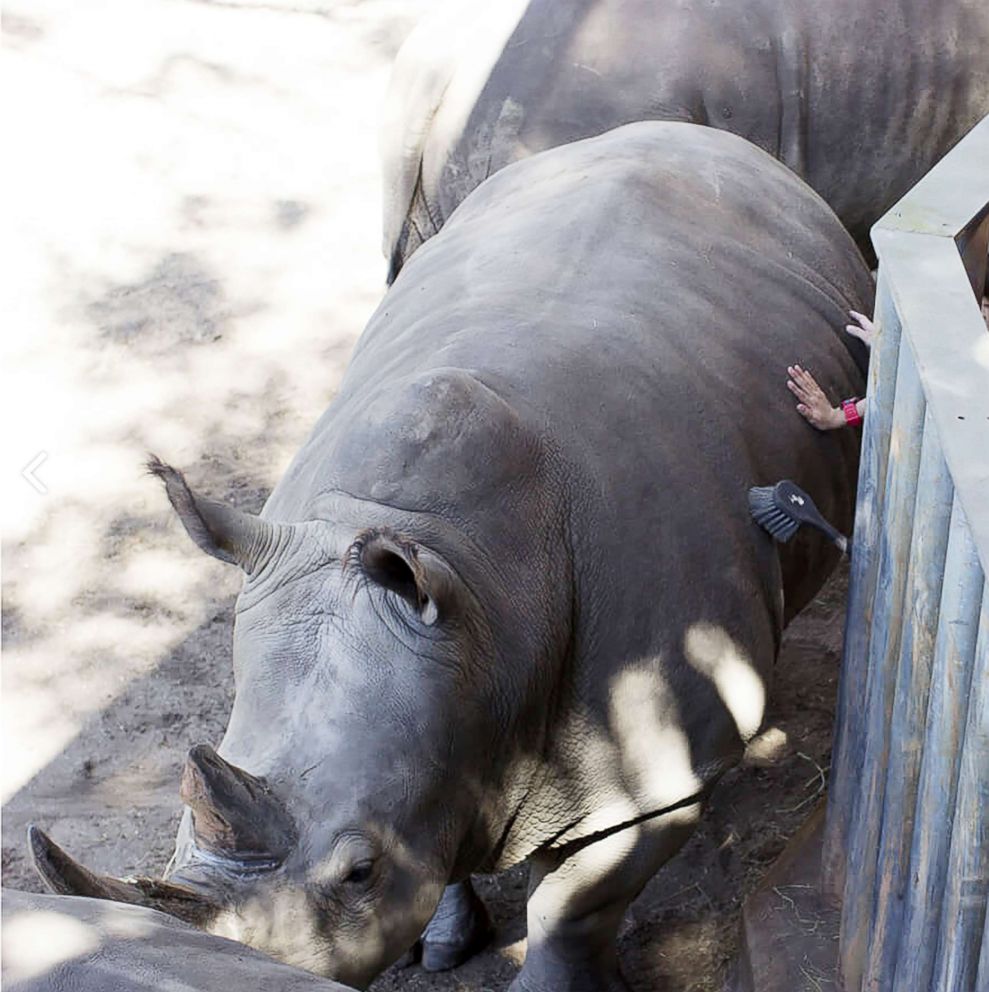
[146,455,290,576]
[28,825,217,927]
[352,530,458,626]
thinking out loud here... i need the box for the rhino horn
[28,825,217,926]
[146,455,293,576]
[180,744,296,861]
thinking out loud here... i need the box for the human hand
[786,364,844,430]
[846,310,876,349]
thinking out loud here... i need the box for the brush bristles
[748,485,801,543]
[755,506,800,542]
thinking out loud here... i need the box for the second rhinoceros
[3,888,354,992]
[382,0,989,278]
[31,122,872,992]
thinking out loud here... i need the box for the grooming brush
[748,480,849,555]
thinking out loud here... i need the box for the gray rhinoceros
[2,888,354,992]
[382,0,989,278]
[30,122,872,992]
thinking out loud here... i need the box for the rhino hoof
[421,925,492,972]
[421,882,493,972]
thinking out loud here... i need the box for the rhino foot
[421,878,493,972]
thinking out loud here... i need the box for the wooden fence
[822,115,989,992]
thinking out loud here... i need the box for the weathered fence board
[931,587,989,991]
[838,339,927,991]
[977,896,989,991]
[863,412,954,991]
[893,499,985,992]
[822,272,903,897]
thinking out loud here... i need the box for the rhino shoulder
[331,365,546,514]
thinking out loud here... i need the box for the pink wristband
[842,398,862,427]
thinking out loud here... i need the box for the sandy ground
[4,3,848,990]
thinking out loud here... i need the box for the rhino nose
[180,744,296,862]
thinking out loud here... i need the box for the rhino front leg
[512,803,703,992]
[421,878,493,971]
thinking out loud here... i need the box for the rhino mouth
[170,842,282,877]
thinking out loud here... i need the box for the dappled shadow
[3,599,235,886]
[90,252,233,349]
[2,238,360,878]
[368,567,848,992]
[4,0,435,890]
[275,199,313,231]
[6,3,853,991]
[2,386,286,885]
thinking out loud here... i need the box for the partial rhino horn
[28,825,216,926]
[146,455,292,576]
[180,744,296,861]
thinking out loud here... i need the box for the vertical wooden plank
[838,339,926,992]
[976,893,989,992]
[932,585,989,991]
[823,271,903,897]
[863,412,953,990]
[892,500,984,992]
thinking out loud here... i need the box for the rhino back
[384,0,989,269]
[272,123,871,859]
[1,890,350,992]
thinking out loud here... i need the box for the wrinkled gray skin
[32,123,873,992]
[2,890,353,992]
[382,0,989,278]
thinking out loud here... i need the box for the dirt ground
[4,2,848,990]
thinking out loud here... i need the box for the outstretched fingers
[846,310,876,348]
[786,364,822,403]
[786,364,839,430]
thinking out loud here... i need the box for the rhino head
[30,457,512,988]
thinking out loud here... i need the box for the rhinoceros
[2,888,353,992]
[382,0,989,279]
[30,122,872,991]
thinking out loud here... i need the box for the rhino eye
[342,860,374,886]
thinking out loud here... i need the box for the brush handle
[813,519,849,557]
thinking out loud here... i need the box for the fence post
[892,500,985,992]
[862,411,954,990]
[931,587,989,990]
[976,893,989,991]
[822,271,903,897]
[838,339,926,992]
